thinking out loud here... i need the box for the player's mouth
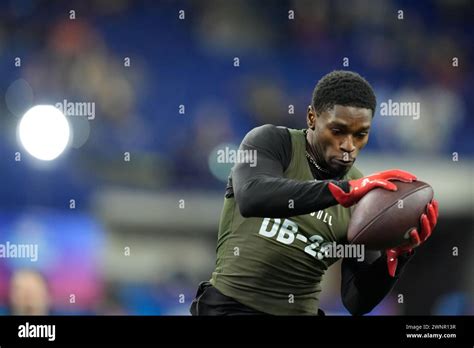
[332,158,354,167]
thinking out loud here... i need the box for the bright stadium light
[18,105,70,161]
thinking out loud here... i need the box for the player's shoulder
[241,124,292,167]
[345,165,364,180]
[242,124,290,145]
[245,124,289,138]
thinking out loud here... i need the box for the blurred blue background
[0,0,472,315]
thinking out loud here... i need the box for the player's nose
[340,135,356,153]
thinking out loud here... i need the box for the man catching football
[191,70,438,316]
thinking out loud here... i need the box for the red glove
[328,169,417,207]
[386,199,439,277]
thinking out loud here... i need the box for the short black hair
[312,70,376,116]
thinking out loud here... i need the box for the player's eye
[356,132,368,138]
[331,128,342,135]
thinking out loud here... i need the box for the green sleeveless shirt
[210,128,364,315]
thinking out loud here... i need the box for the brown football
[347,180,434,250]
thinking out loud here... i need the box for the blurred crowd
[1,0,472,194]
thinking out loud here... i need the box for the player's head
[8,269,51,315]
[306,70,376,176]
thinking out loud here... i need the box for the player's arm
[232,124,349,218]
[232,125,417,218]
[340,250,412,316]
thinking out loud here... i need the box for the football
[347,180,434,250]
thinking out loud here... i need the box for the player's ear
[307,105,316,130]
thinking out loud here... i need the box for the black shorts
[189,281,325,316]
[189,281,267,316]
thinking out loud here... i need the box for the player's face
[307,104,372,175]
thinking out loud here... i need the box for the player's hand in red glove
[328,169,417,208]
[386,199,439,277]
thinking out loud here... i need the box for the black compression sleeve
[231,124,348,218]
[341,250,413,316]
